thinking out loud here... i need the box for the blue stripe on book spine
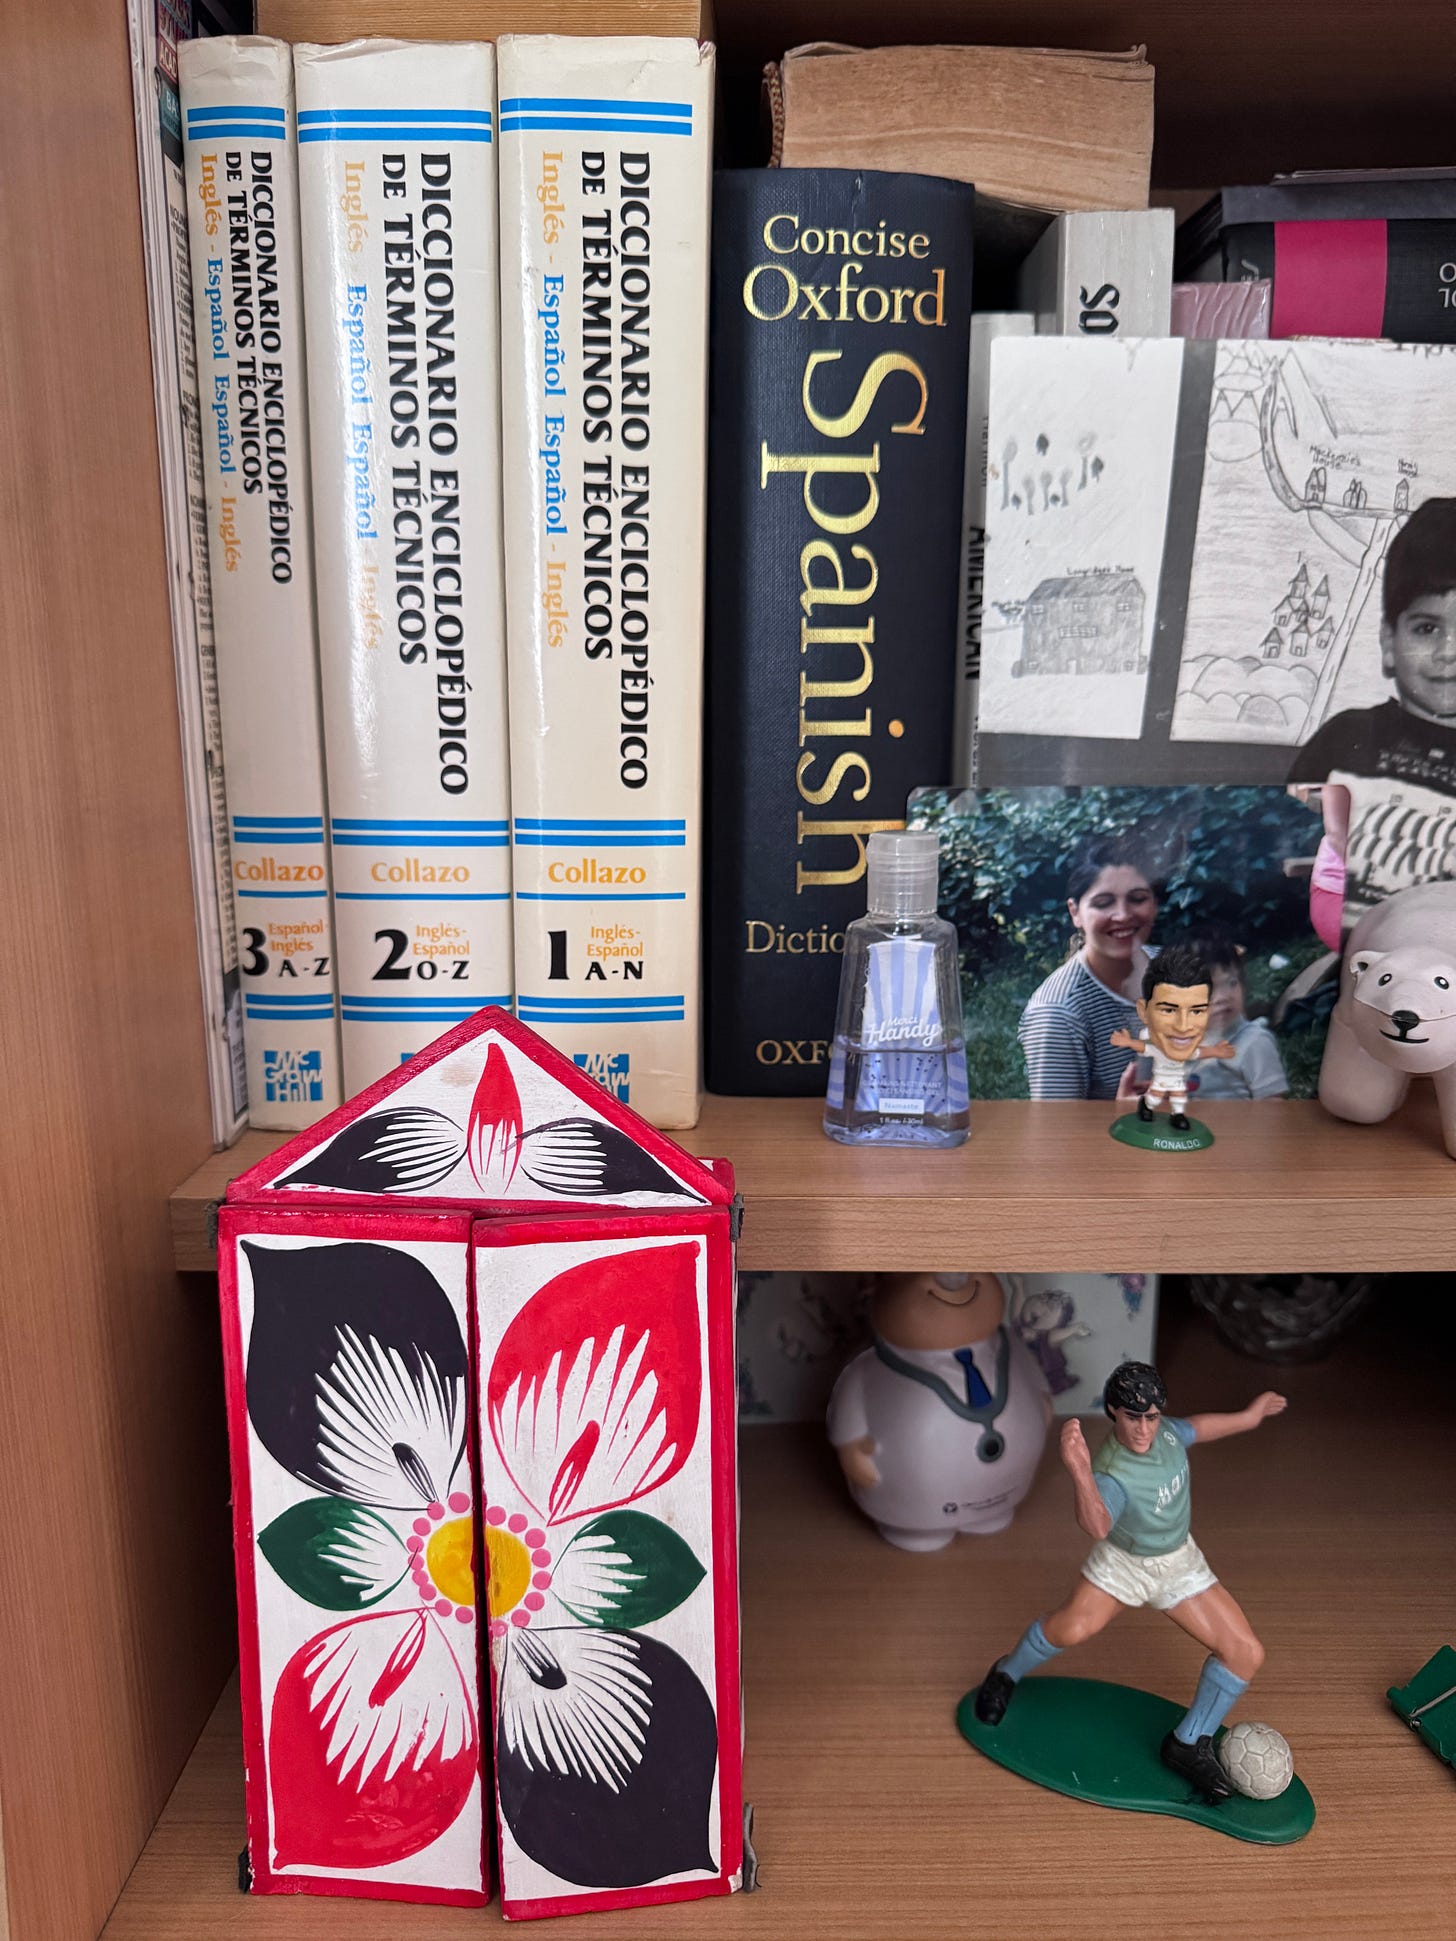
[500,118,688,136]
[297,107,490,123]
[498,97,690,115]
[299,128,490,144]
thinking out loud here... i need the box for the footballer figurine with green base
[962,1361,1314,1843]
[1109,945,1234,1153]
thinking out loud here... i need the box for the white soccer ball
[1219,1721,1294,1800]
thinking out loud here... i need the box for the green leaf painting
[555,1510,706,1629]
[258,1499,409,1611]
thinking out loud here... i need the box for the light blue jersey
[1092,1417,1196,1556]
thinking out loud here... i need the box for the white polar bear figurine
[1318,881,1456,1159]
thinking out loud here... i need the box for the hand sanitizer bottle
[823,830,970,1147]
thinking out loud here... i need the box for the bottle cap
[865,830,940,919]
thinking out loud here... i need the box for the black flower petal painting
[495,1627,718,1887]
[516,1118,696,1200]
[279,1108,467,1195]
[243,1241,468,1511]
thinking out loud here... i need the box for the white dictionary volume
[179,36,343,1129]
[295,39,513,1095]
[498,36,714,1129]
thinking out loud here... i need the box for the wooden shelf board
[172,1094,1456,1274]
[103,1295,1456,1937]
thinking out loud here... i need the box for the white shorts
[1081,1534,1217,1611]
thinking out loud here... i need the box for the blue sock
[999,1619,1061,1684]
[1175,1655,1248,1745]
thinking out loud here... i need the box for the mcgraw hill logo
[1078,282,1121,334]
[573,1051,630,1102]
[263,1048,325,1104]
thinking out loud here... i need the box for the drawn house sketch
[1015,572,1147,677]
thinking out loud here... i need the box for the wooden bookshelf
[172,1093,1456,1275]
[102,1296,1456,1939]
[10,0,1456,1937]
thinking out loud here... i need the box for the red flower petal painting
[468,1042,524,1190]
[268,1609,478,1871]
[487,1243,702,1528]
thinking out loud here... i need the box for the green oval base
[957,1676,1315,1845]
[1109,1113,1215,1153]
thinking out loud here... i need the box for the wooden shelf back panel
[172,1095,1456,1275]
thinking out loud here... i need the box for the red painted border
[227,1006,730,1212]
[471,1194,743,1921]
[218,1205,491,1907]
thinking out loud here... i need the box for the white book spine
[295,40,513,1096]
[180,36,344,1129]
[126,0,247,1142]
[498,35,714,1129]
[1019,209,1175,336]
[952,312,1034,785]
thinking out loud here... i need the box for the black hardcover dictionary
[704,169,973,1094]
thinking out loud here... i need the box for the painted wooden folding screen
[218,1008,742,1914]
[474,1212,741,1918]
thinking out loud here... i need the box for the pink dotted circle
[532,1571,552,1591]
[511,1610,530,1628]
[455,1607,475,1624]
[523,1592,545,1612]
[435,1599,452,1618]
[428,1501,446,1522]
[531,1548,551,1568]
[418,1584,434,1602]
[485,1506,506,1526]
[406,1535,423,1554]
[524,1528,545,1548]
[490,1619,507,1639]
[508,1513,527,1534]
[449,1492,470,1514]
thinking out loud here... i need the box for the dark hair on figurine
[1141,943,1213,1003]
[1065,834,1161,907]
[1104,1361,1167,1417]
[1382,497,1456,626]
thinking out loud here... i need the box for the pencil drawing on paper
[1173,343,1415,747]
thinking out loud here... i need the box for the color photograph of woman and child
[908,785,1333,1101]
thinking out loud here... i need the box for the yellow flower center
[484,1525,531,1615]
[425,1515,475,1609]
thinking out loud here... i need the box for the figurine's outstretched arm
[1060,1419,1112,1540]
[1186,1391,1288,1444]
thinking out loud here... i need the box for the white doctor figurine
[828,1272,1051,1551]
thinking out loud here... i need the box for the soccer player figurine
[973,1360,1288,1803]
[1109,944,1235,1148]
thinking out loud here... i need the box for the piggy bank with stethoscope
[827,1272,1051,1551]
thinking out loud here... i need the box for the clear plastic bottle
[823,830,970,1147]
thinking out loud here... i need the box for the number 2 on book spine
[374,929,411,980]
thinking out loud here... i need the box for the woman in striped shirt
[1018,838,1160,1100]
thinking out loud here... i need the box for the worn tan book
[260,0,709,40]
[767,42,1153,215]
